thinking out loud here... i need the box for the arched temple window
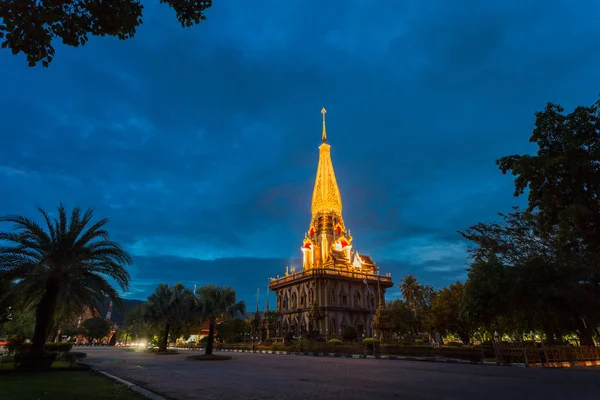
[300,291,306,307]
[340,289,348,306]
[354,291,362,307]
[328,288,337,306]
[291,293,297,309]
[283,294,289,309]
[309,288,314,304]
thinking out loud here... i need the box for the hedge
[6,342,74,354]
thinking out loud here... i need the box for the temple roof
[311,108,343,218]
[359,254,375,266]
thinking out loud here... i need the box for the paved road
[84,347,599,400]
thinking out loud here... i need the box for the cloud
[2,0,600,302]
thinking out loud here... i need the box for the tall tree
[82,317,110,343]
[428,281,474,345]
[196,285,245,355]
[0,0,213,67]
[497,99,600,266]
[124,303,153,342]
[497,99,600,345]
[143,283,197,352]
[0,204,130,364]
[0,278,14,325]
[461,254,512,339]
[386,299,413,336]
[399,274,421,334]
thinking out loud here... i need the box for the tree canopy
[0,0,213,67]
[82,317,110,341]
[143,282,197,352]
[0,204,131,362]
[196,284,245,355]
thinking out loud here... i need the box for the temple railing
[269,268,392,287]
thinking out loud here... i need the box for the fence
[494,342,600,365]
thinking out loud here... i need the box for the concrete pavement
[83,347,600,400]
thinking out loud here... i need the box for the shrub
[199,337,209,343]
[271,343,289,351]
[362,338,381,351]
[445,341,463,347]
[45,343,74,353]
[414,339,424,345]
[327,339,343,345]
[6,341,73,355]
[283,332,294,343]
[14,351,57,371]
[342,326,358,342]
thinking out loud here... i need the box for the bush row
[218,341,485,362]
[6,342,74,354]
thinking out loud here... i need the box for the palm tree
[196,285,245,355]
[0,204,131,359]
[400,274,421,333]
[143,283,197,352]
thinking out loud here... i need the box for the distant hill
[96,298,144,327]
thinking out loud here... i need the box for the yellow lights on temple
[353,253,363,269]
[312,108,343,218]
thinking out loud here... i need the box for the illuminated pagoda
[269,108,393,340]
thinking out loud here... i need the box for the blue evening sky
[2,1,600,306]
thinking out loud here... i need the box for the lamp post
[363,279,375,354]
[252,335,259,353]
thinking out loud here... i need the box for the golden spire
[321,107,327,143]
[311,107,343,218]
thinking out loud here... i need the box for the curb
[218,349,483,365]
[91,367,166,400]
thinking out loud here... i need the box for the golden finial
[321,107,327,143]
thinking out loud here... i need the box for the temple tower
[269,108,393,340]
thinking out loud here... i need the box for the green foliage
[461,254,512,333]
[0,0,213,68]
[123,303,153,340]
[143,283,197,352]
[427,281,474,345]
[327,339,342,345]
[458,97,600,345]
[0,204,131,358]
[14,351,57,371]
[195,284,245,355]
[0,278,15,325]
[397,275,434,335]
[283,332,294,342]
[362,337,381,351]
[216,316,250,343]
[0,310,35,338]
[387,299,413,334]
[414,339,424,345]
[82,317,110,341]
[342,326,358,341]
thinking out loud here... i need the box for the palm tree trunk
[205,318,216,355]
[32,279,59,357]
[159,324,170,352]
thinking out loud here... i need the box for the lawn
[0,369,148,400]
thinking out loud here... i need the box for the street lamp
[252,335,259,353]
